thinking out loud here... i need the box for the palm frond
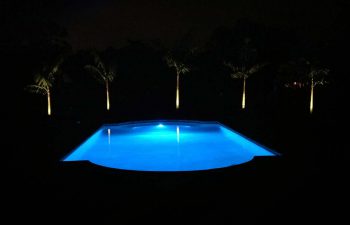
[106,71,115,82]
[26,59,62,99]
[181,67,190,74]
[225,61,265,79]
[248,63,267,74]
[34,73,52,89]
[92,53,107,75]
[231,71,246,79]
[165,54,189,75]
[223,61,234,70]
[84,65,106,83]
[165,55,176,68]
[85,52,117,84]
[224,62,246,79]
[106,65,116,82]
[25,85,47,95]
[309,68,329,79]
[309,68,330,86]
[48,65,59,80]
[46,58,63,81]
[97,61,107,74]
[178,62,190,74]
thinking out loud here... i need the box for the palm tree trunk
[47,89,51,116]
[310,77,314,114]
[106,80,110,110]
[242,78,246,109]
[176,72,180,109]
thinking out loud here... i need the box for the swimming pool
[62,120,278,171]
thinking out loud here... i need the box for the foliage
[26,58,63,94]
[278,58,330,87]
[165,54,190,75]
[84,52,116,84]
[223,62,266,79]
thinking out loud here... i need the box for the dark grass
[5,95,347,225]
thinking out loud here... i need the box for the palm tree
[26,59,62,116]
[165,54,190,109]
[224,62,266,109]
[278,59,329,114]
[307,64,329,114]
[85,53,116,111]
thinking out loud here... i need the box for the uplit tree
[85,53,116,111]
[165,54,190,109]
[278,59,329,114]
[224,62,266,109]
[308,67,329,113]
[26,59,62,116]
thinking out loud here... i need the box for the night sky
[3,0,347,50]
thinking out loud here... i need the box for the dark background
[2,0,348,224]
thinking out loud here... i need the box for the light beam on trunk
[242,78,246,109]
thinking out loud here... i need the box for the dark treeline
[2,1,348,123]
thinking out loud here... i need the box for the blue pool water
[62,121,278,171]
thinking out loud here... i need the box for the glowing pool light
[157,123,165,128]
[62,121,279,171]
